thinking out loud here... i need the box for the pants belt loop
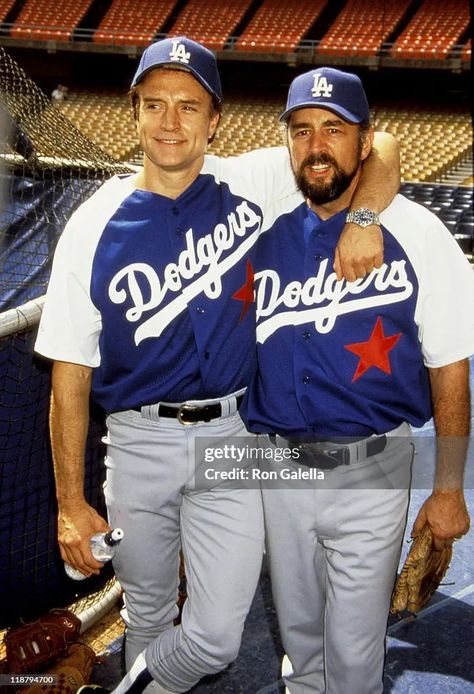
[140,404,161,421]
[221,392,243,417]
[356,439,367,462]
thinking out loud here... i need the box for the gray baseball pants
[261,423,414,694]
[103,396,264,693]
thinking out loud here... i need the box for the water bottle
[64,528,124,581]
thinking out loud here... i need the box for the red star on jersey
[232,259,255,322]
[344,316,402,382]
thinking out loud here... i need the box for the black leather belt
[133,395,244,425]
[269,433,387,470]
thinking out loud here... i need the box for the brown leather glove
[391,524,453,615]
[19,643,100,694]
[6,609,81,674]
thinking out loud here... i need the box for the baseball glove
[19,643,100,694]
[390,524,453,615]
[5,609,81,675]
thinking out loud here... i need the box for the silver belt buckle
[177,403,201,425]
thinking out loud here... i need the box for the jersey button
[303,331,311,340]
[172,206,179,215]
[302,375,311,384]
[314,254,323,261]
[317,231,325,238]
[176,227,183,236]
[204,351,210,359]
[196,307,205,314]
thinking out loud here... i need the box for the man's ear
[361,127,374,162]
[134,112,141,136]
[208,111,221,143]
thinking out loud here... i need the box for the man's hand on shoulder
[334,223,384,282]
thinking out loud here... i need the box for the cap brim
[132,62,222,102]
[279,102,363,124]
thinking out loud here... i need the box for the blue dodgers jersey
[89,173,262,412]
[243,202,433,438]
[35,147,300,412]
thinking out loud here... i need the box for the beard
[294,151,360,205]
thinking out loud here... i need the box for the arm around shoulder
[367,131,401,210]
[334,132,400,281]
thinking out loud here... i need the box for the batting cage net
[0,46,131,628]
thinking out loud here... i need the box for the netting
[0,45,131,310]
[0,47,132,628]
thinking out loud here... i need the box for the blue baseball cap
[280,67,370,124]
[131,36,223,102]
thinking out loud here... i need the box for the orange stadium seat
[390,0,469,59]
[10,0,93,40]
[236,0,327,53]
[93,0,176,46]
[168,0,252,50]
[461,38,471,61]
[0,0,16,22]
[317,0,411,58]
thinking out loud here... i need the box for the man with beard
[242,67,474,693]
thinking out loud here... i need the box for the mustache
[300,152,338,169]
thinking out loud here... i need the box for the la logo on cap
[169,39,190,64]
[311,74,333,98]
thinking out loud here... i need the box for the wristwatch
[345,208,380,228]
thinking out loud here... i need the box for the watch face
[356,210,374,225]
[350,209,378,227]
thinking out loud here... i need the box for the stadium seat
[168,0,252,50]
[390,0,469,59]
[93,0,176,46]
[461,38,471,61]
[10,0,93,41]
[0,0,17,22]
[235,0,326,53]
[317,0,411,58]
